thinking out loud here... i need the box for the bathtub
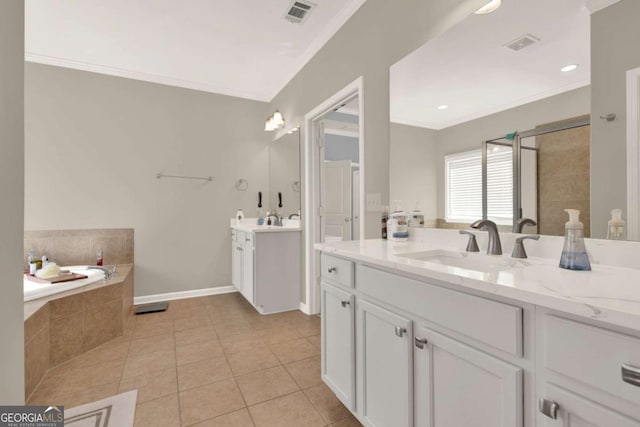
[23,266,105,302]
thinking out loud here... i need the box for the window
[445,147,513,224]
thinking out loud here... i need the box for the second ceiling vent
[285,0,317,24]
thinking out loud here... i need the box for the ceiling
[390,0,592,130]
[25,0,367,102]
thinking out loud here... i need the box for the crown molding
[584,0,621,14]
[25,52,272,102]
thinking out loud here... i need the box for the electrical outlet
[366,193,382,212]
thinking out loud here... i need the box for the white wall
[435,86,591,218]
[269,0,489,238]
[25,63,271,297]
[390,123,438,220]
[0,0,25,403]
[591,0,640,237]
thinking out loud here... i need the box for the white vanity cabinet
[357,298,414,427]
[414,325,523,427]
[230,226,300,314]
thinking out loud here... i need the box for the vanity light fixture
[561,64,579,72]
[437,104,449,110]
[474,0,502,15]
[265,110,286,131]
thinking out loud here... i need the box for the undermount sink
[395,249,514,273]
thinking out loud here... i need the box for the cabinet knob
[415,337,428,349]
[622,363,640,387]
[341,300,350,308]
[539,398,559,420]
[394,326,407,338]
[327,267,337,273]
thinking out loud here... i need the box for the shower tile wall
[537,121,590,237]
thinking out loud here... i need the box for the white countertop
[231,218,301,233]
[316,239,640,331]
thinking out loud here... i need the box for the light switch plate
[366,193,382,212]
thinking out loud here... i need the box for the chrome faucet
[470,219,502,255]
[88,265,117,280]
[511,235,540,259]
[459,230,479,252]
[514,217,537,233]
[267,214,282,226]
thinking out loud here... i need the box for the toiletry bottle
[559,209,591,271]
[257,209,265,226]
[97,248,103,266]
[236,209,244,224]
[381,206,389,239]
[409,202,425,228]
[388,201,409,242]
[26,249,35,273]
[41,255,49,268]
[607,209,625,240]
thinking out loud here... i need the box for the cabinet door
[538,383,640,427]
[414,325,523,427]
[232,244,242,291]
[321,281,355,411]
[357,299,413,427]
[241,240,254,304]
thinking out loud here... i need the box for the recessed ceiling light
[475,0,502,15]
[561,64,579,72]
[437,105,449,110]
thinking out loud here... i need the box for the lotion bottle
[607,209,625,240]
[236,209,244,224]
[559,209,591,271]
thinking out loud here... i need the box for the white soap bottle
[409,202,425,228]
[236,209,244,224]
[388,201,409,241]
[607,209,625,240]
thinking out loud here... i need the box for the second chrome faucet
[470,219,502,255]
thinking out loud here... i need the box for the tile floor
[27,293,362,426]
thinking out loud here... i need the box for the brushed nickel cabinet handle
[539,398,559,420]
[327,267,337,273]
[394,326,407,338]
[341,300,350,308]
[415,337,428,349]
[622,364,640,387]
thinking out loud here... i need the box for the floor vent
[285,0,317,24]
[504,34,540,51]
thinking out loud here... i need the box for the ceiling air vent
[504,34,540,51]
[285,0,317,24]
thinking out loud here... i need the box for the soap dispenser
[559,209,591,271]
[607,209,625,240]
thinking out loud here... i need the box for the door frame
[302,77,364,315]
[627,66,640,240]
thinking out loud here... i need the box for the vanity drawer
[357,265,523,357]
[321,254,354,288]
[543,315,640,404]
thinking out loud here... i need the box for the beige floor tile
[122,350,176,378]
[212,320,253,337]
[284,356,322,389]
[68,337,130,368]
[307,334,321,350]
[59,382,120,409]
[176,339,224,366]
[259,327,304,345]
[133,319,174,339]
[174,314,212,332]
[62,359,124,394]
[175,325,217,347]
[304,383,352,423]
[171,305,210,320]
[134,393,181,427]
[118,367,178,403]
[128,333,175,356]
[177,356,233,391]
[236,365,300,406]
[219,331,264,355]
[189,408,255,427]
[328,415,363,427]
[296,318,321,337]
[226,345,280,376]
[179,378,246,426]
[248,391,325,427]
[269,338,320,365]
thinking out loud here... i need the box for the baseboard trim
[299,301,311,315]
[134,286,237,305]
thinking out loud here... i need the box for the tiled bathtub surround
[24,266,134,400]
[23,228,134,267]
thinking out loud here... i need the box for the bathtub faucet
[88,265,116,280]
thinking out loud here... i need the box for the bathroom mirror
[269,129,301,218]
[389,0,639,239]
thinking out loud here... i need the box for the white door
[414,325,523,427]
[232,231,243,292]
[241,237,254,304]
[538,383,640,427]
[357,299,413,427]
[321,281,356,411]
[352,169,360,240]
[323,160,352,242]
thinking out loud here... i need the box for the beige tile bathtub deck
[27,293,361,426]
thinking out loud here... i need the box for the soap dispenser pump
[559,209,591,271]
[607,209,625,240]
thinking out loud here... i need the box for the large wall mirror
[390,0,640,240]
[269,129,301,218]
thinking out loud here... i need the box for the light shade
[475,0,502,14]
[264,110,285,131]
